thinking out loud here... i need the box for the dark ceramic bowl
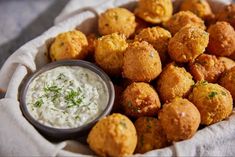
[19,60,115,141]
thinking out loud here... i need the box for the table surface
[1,0,235,68]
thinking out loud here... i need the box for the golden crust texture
[189,54,225,83]
[207,21,235,57]
[87,113,137,157]
[156,63,194,102]
[122,82,161,118]
[123,41,162,82]
[164,11,206,35]
[168,26,209,63]
[50,30,88,61]
[98,8,136,37]
[134,117,169,153]
[219,66,235,100]
[180,0,213,19]
[218,57,235,70]
[158,98,201,142]
[189,82,233,125]
[217,4,235,29]
[135,0,173,24]
[134,26,172,64]
[95,33,128,76]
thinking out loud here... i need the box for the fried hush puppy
[217,4,235,29]
[156,63,194,102]
[218,57,235,70]
[207,21,235,57]
[189,81,233,125]
[180,0,213,20]
[135,0,173,24]
[95,33,128,76]
[158,98,201,142]
[134,26,172,64]
[122,82,161,118]
[98,8,136,38]
[164,11,206,35]
[87,113,137,157]
[123,41,162,82]
[219,66,235,100]
[168,26,209,63]
[189,54,225,83]
[134,117,169,154]
[50,30,88,61]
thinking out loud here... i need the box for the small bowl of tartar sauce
[19,60,114,140]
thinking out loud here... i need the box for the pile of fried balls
[49,0,235,156]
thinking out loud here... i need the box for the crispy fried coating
[219,66,235,100]
[95,33,128,76]
[122,82,161,118]
[158,98,200,142]
[168,26,209,63]
[134,26,172,64]
[207,21,235,57]
[218,57,235,70]
[50,30,88,61]
[189,81,233,125]
[135,0,173,24]
[180,0,213,19]
[98,8,136,37]
[156,63,194,102]
[164,11,206,35]
[134,117,169,153]
[217,4,235,29]
[189,54,225,83]
[123,41,162,82]
[87,113,137,157]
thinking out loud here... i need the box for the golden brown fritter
[87,113,137,157]
[95,33,128,76]
[135,0,173,24]
[122,82,161,118]
[156,63,194,102]
[134,117,169,153]
[123,41,162,82]
[164,11,206,35]
[50,30,88,61]
[189,81,233,125]
[180,0,213,19]
[207,21,235,57]
[134,26,172,64]
[217,4,235,29]
[189,54,225,83]
[218,57,235,70]
[158,98,201,142]
[98,8,136,37]
[219,66,235,100]
[168,26,209,63]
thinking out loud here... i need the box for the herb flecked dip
[26,66,108,128]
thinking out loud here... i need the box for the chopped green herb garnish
[44,85,62,93]
[65,89,83,108]
[119,120,127,129]
[57,73,66,80]
[208,91,218,98]
[221,91,226,96]
[33,99,43,108]
[127,101,132,107]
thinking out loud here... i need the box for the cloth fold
[0,0,234,156]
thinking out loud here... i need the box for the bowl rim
[19,60,115,135]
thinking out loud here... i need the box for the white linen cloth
[0,0,234,156]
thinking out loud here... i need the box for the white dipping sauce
[26,66,109,129]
